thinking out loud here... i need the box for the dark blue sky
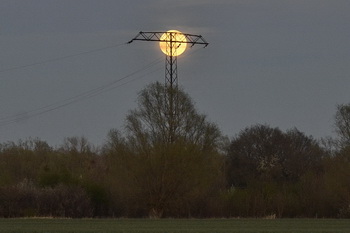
[1,0,350,146]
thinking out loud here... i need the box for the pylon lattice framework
[128,31,208,89]
[128,31,208,143]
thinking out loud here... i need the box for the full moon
[159,30,187,56]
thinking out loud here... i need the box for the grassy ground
[0,218,350,233]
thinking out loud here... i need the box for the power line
[0,46,203,127]
[0,42,127,76]
[0,57,163,127]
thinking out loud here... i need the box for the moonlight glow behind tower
[128,30,208,88]
[159,30,187,56]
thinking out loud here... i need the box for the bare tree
[125,82,221,151]
[227,124,324,186]
[335,104,350,149]
[105,82,224,218]
[61,136,93,154]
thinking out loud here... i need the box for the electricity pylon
[128,31,208,89]
[128,31,208,143]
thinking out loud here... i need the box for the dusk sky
[1,0,350,146]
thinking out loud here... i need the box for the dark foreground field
[1,218,350,233]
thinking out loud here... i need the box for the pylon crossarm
[128,31,209,47]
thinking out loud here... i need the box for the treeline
[0,83,350,218]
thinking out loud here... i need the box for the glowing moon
[159,30,187,56]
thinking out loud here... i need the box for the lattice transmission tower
[128,30,208,89]
[128,30,208,143]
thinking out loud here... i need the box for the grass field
[0,218,350,233]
